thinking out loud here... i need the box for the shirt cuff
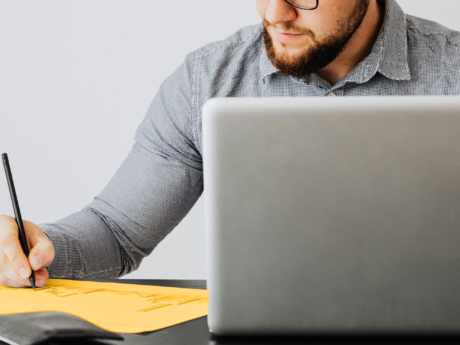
[38,224,68,278]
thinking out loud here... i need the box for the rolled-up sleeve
[40,52,203,279]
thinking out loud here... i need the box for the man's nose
[265,0,297,26]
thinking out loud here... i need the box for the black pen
[2,153,36,290]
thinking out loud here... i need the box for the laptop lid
[203,96,460,335]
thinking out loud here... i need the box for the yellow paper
[0,279,209,333]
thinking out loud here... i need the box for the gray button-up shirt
[41,0,460,279]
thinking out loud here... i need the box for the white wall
[1,1,459,280]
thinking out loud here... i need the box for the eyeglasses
[284,0,319,10]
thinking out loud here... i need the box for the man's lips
[272,28,304,43]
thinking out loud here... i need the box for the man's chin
[270,36,310,55]
[272,44,307,63]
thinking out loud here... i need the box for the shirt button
[326,92,336,97]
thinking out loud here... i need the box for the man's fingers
[0,250,32,287]
[0,216,55,288]
[29,241,55,271]
[0,228,31,279]
[0,251,48,288]
[34,268,49,288]
[0,273,30,288]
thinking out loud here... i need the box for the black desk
[91,279,459,345]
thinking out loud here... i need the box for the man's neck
[315,1,385,86]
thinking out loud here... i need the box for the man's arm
[40,52,203,279]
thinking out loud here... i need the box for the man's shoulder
[188,23,263,60]
[406,14,460,48]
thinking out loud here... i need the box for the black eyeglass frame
[284,0,319,10]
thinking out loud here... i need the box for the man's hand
[0,215,55,288]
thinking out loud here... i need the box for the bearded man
[1,0,460,288]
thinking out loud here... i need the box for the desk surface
[1,279,457,345]
[82,279,458,345]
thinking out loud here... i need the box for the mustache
[262,18,316,39]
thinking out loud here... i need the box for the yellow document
[0,279,209,334]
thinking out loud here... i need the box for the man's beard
[263,0,371,79]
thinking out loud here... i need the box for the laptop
[202,96,460,335]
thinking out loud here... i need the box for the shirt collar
[376,0,411,81]
[259,38,278,81]
[259,0,411,85]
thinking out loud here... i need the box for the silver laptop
[203,96,460,335]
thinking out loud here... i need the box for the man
[1,0,460,288]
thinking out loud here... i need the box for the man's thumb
[29,241,53,271]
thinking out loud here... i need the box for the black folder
[0,312,123,345]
